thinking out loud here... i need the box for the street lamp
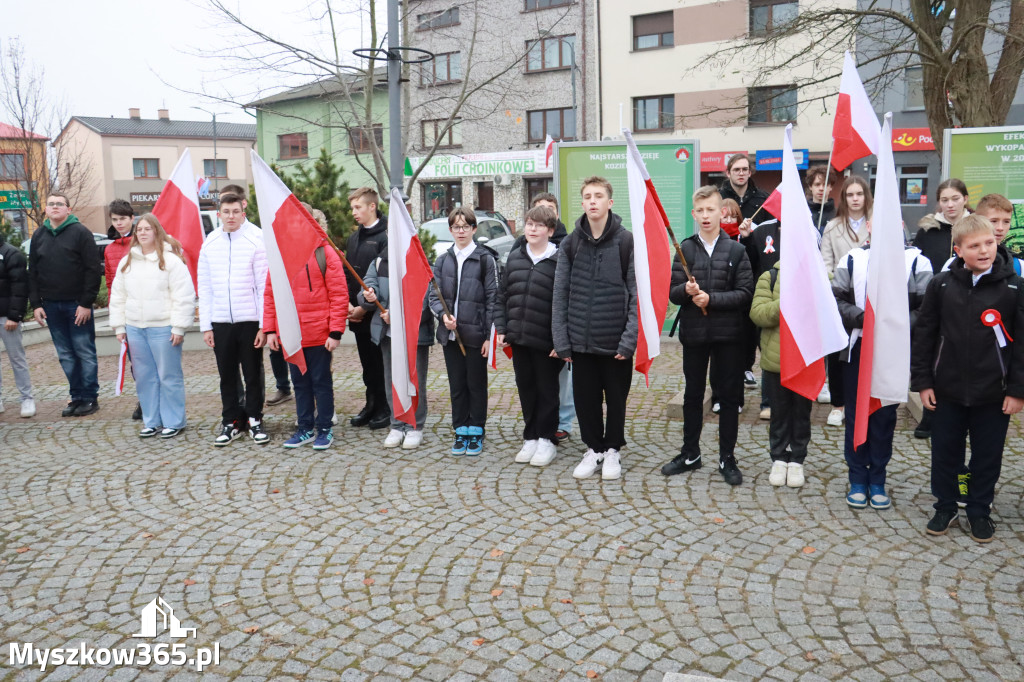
[191,107,230,194]
[539,29,577,141]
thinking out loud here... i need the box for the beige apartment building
[599,0,851,190]
[53,109,256,232]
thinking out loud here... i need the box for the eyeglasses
[730,167,750,174]
[46,202,67,207]
[450,224,473,232]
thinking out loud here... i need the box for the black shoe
[62,400,83,417]
[914,410,932,439]
[926,509,958,536]
[368,412,391,430]
[214,423,243,447]
[132,402,143,420]
[350,403,374,427]
[249,421,271,444]
[743,370,757,387]
[719,456,743,486]
[967,515,995,543]
[554,430,570,444]
[661,453,702,476]
[73,401,99,417]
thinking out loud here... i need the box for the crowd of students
[1,168,1021,544]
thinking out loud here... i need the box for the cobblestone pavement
[2,337,1024,682]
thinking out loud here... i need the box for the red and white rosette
[981,309,1013,348]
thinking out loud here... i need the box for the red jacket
[263,246,348,347]
[104,228,134,292]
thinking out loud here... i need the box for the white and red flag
[761,187,782,220]
[853,113,911,448]
[779,124,848,399]
[623,128,673,384]
[832,51,882,171]
[250,150,328,375]
[485,323,513,370]
[544,134,555,168]
[114,339,129,396]
[387,187,435,426]
[152,149,204,290]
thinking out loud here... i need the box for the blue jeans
[44,300,98,402]
[290,345,334,431]
[557,362,575,432]
[126,326,186,429]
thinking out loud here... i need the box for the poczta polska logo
[7,597,220,672]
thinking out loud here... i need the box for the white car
[420,213,515,268]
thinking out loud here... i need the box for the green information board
[553,139,700,240]
[0,190,31,210]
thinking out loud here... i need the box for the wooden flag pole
[816,140,837,235]
[650,189,708,317]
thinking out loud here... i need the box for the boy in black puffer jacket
[428,207,499,456]
[495,205,562,467]
[913,214,1024,543]
[552,176,638,482]
[660,186,754,486]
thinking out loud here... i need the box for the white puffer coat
[108,245,196,335]
[197,223,267,331]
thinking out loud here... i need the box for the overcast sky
[4,0,379,128]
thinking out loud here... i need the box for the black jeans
[931,400,1009,517]
[763,370,811,463]
[826,352,845,408]
[442,342,488,429]
[571,353,633,452]
[682,342,744,459]
[354,328,387,413]
[212,321,264,425]
[511,345,563,442]
[842,341,897,487]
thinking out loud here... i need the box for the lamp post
[539,29,577,141]
[191,107,229,195]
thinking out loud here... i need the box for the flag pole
[817,139,836,234]
[648,187,708,317]
[429,277,467,356]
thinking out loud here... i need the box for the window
[278,133,309,159]
[526,178,552,212]
[0,153,25,179]
[748,86,797,124]
[417,8,459,30]
[526,35,575,72]
[203,159,227,178]
[421,52,462,85]
[633,12,674,50]
[905,66,924,110]
[870,165,929,205]
[422,119,462,149]
[422,181,463,222]
[133,158,159,179]
[349,125,384,153]
[527,108,576,142]
[750,0,797,34]
[478,220,508,241]
[633,96,675,131]
[525,0,573,9]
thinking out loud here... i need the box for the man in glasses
[28,193,103,416]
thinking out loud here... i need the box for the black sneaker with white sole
[719,456,743,486]
[661,453,702,476]
[215,423,243,446]
[249,421,271,444]
[744,370,757,387]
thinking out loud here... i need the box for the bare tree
[0,38,96,230]
[685,0,1024,155]
[184,0,571,198]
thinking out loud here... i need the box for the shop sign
[756,148,808,171]
[700,151,746,172]
[407,150,547,179]
[892,128,935,151]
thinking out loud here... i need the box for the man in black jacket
[29,192,103,416]
[660,186,754,486]
[0,231,35,417]
[346,187,390,429]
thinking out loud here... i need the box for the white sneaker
[529,438,557,466]
[573,449,604,479]
[383,429,404,448]
[759,407,771,420]
[402,430,423,449]
[602,449,621,480]
[515,439,539,463]
[827,408,844,426]
[817,387,831,403]
[20,399,36,418]
[712,402,721,414]
[786,462,805,487]
[769,461,788,486]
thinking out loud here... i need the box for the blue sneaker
[451,426,469,456]
[465,426,484,456]
[312,428,333,450]
[846,483,868,509]
[869,484,891,510]
[283,429,315,448]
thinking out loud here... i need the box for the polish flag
[487,323,499,370]
[854,113,911,448]
[387,187,435,426]
[544,134,555,168]
[761,188,782,220]
[624,128,673,384]
[250,150,328,374]
[831,51,882,171]
[152,149,204,291]
[779,124,848,399]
